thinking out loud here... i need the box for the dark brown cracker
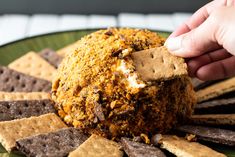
[191,78,221,91]
[121,137,166,157]
[39,49,63,68]
[131,46,187,81]
[0,65,51,92]
[194,98,235,114]
[176,125,235,146]
[16,127,88,157]
[191,114,235,125]
[0,99,56,122]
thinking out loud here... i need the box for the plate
[0,29,234,157]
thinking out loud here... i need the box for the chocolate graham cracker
[0,99,56,122]
[0,65,51,92]
[194,97,235,114]
[131,46,187,81]
[191,114,235,125]
[39,49,63,68]
[191,78,221,91]
[0,92,50,101]
[0,113,67,152]
[196,77,235,102]
[159,135,226,157]
[121,137,166,157]
[176,125,235,146]
[57,41,78,57]
[16,127,88,157]
[68,134,123,157]
[8,52,56,81]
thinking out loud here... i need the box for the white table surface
[0,13,192,46]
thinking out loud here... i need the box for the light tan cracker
[196,77,235,102]
[8,52,56,81]
[191,114,235,125]
[57,41,78,57]
[0,113,67,152]
[160,135,226,157]
[131,46,187,81]
[0,92,50,101]
[69,134,123,157]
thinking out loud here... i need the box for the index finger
[170,0,226,38]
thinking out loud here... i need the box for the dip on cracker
[51,28,196,139]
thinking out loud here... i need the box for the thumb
[165,15,219,58]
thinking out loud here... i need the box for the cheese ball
[52,28,196,139]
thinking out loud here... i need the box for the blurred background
[0,0,210,45]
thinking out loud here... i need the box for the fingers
[170,0,222,37]
[165,15,220,58]
[187,49,232,77]
[196,55,235,80]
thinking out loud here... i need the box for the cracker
[194,98,235,114]
[68,134,123,157]
[39,49,63,68]
[57,41,78,57]
[0,65,51,92]
[0,99,56,122]
[191,114,235,125]
[8,52,56,81]
[176,125,235,146]
[0,113,67,152]
[196,77,235,102]
[121,137,166,157]
[160,135,226,157]
[16,127,88,157]
[191,78,220,91]
[0,92,50,101]
[131,46,187,81]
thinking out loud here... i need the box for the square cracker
[131,46,187,81]
[160,135,226,157]
[176,125,235,146]
[8,52,56,81]
[68,134,123,157]
[39,49,63,68]
[196,77,235,102]
[57,41,78,57]
[0,92,50,101]
[191,114,235,125]
[0,99,56,122]
[0,113,67,152]
[16,127,88,157]
[0,65,51,92]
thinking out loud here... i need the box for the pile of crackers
[0,42,234,157]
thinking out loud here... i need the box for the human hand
[165,0,235,81]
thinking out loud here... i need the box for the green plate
[0,29,234,157]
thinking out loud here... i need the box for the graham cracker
[16,127,88,157]
[0,92,50,101]
[160,135,226,157]
[196,77,235,102]
[191,114,235,125]
[0,99,56,122]
[176,125,235,146]
[0,113,67,152]
[121,137,166,157]
[68,134,123,157]
[131,46,187,81]
[0,65,51,92]
[57,41,78,57]
[39,49,63,68]
[8,52,56,81]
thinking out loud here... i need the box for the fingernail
[164,36,182,52]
